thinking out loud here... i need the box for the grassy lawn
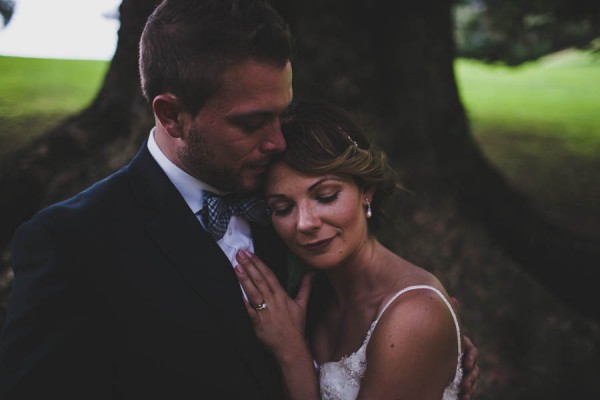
[455,49,600,155]
[0,52,598,238]
[0,56,109,157]
[455,49,600,239]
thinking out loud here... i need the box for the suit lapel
[252,222,288,288]
[127,144,282,399]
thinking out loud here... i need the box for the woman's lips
[301,237,334,252]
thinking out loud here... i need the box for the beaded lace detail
[317,285,463,400]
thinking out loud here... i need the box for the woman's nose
[297,203,320,233]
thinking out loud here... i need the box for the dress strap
[366,285,462,356]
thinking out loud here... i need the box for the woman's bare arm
[357,290,459,400]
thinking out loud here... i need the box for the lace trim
[316,285,464,400]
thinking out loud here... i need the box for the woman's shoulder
[362,284,460,391]
[376,283,456,335]
[362,245,460,352]
[366,276,461,361]
[355,248,461,395]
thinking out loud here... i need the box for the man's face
[178,60,293,193]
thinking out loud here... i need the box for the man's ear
[152,93,188,139]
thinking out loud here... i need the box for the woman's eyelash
[269,191,340,216]
[270,205,292,216]
[318,191,339,203]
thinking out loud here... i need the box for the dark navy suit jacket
[0,143,287,399]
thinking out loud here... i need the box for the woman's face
[264,161,372,270]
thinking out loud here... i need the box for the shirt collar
[147,128,222,213]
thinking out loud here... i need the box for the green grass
[455,49,600,240]
[455,49,600,155]
[0,56,109,156]
[0,52,598,237]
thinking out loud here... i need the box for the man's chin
[240,173,266,194]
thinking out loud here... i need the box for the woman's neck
[325,238,401,308]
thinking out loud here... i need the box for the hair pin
[346,134,359,149]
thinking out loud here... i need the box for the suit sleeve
[0,218,114,399]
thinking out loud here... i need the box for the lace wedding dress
[317,285,463,400]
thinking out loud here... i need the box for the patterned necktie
[200,191,271,240]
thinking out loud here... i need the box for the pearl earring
[365,198,372,219]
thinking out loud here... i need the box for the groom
[0,0,479,399]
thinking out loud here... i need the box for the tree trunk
[278,0,600,397]
[1,0,599,397]
[0,0,158,320]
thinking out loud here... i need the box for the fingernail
[234,265,244,274]
[236,250,248,260]
[243,250,253,258]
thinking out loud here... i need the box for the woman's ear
[152,93,188,139]
[363,186,376,204]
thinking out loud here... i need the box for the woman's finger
[246,251,281,289]
[450,296,459,310]
[295,271,314,310]
[239,288,262,325]
[235,250,273,295]
[234,263,265,309]
[236,250,286,297]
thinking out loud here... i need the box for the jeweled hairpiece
[346,134,359,149]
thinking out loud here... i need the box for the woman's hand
[234,250,313,358]
[235,250,320,400]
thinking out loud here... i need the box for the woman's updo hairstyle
[277,100,402,232]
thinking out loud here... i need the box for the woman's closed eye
[268,189,341,217]
[316,191,340,204]
[269,203,293,217]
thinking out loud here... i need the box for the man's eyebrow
[228,111,273,120]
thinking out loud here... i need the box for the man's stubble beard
[178,124,246,193]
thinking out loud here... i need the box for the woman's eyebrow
[265,193,288,201]
[266,176,343,200]
[308,177,342,192]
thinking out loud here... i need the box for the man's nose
[260,120,286,153]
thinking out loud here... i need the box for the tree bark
[278,0,600,318]
[1,0,599,397]
[0,0,158,320]
[0,0,157,243]
[278,0,600,396]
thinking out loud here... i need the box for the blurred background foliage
[0,56,109,158]
[450,0,600,242]
[2,0,598,241]
[454,0,600,65]
[0,0,14,28]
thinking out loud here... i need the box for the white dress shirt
[146,129,255,275]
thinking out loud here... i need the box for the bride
[235,100,477,400]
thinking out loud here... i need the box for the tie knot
[200,192,270,240]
